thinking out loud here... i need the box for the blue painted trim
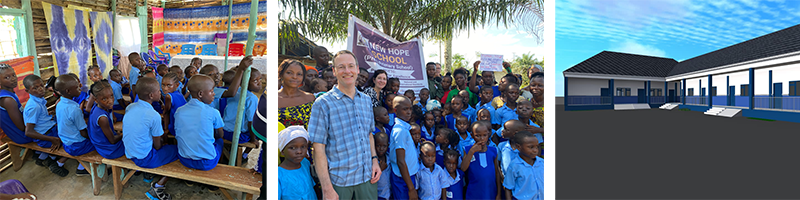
[682,79,686,104]
[614,96,638,104]
[768,70,773,97]
[565,104,614,111]
[708,75,713,107]
[564,76,569,106]
[678,104,710,112]
[735,96,750,107]
[646,81,651,104]
[727,76,730,106]
[742,109,800,123]
[749,68,754,110]
[609,79,615,104]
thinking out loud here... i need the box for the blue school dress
[435,145,446,169]
[71,91,90,117]
[445,169,465,200]
[278,158,317,200]
[166,90,187,135]
[462,105,477,122]
[0,90,32,144]
[88,105,126,159]
[421,125,435,142]
[215,86,227,118]
[445,113,471,131]
[464,145,498,200]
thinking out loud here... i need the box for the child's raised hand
[239,55,253,68]
[473,61,481,72]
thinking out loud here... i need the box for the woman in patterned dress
[363,69,388,107]
[278,59,316,128]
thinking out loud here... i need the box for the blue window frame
[740,84,750,96]
[790,81,799,96]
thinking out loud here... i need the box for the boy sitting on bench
[122,77,178,200]
[175,75,225,191]
[54,75,96,177]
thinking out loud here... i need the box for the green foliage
[451,53,468,74]
[279,0,535,50]
[508,52,543,86]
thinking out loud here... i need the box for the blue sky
[555,0,800,96]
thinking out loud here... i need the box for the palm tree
[279,0,543,69]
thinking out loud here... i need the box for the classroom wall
[614,79,645,96]
[567,77,608,96]
[768,63,800,96]
[685,76,707,96]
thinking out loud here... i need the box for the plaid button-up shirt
[308,86,375,187]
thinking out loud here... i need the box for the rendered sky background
[555,0,800,96]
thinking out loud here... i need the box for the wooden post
[21,0,40,74]
[222,0,233,71]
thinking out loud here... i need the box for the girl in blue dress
[460,121,500,200]
[88,81,126,159]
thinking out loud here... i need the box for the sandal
[49,165,69,177]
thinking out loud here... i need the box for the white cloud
[609,40,667,58]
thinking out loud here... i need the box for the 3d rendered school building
[563,24,800,123]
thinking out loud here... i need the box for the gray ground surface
[556,105,800,199]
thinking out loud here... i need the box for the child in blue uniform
[443,149,465,200]
[108,69,128,120]
[128,52,146,101]
[458,90,477,121]
[461,121,500,200]
[374,132,391,200]
[168,66,184,94]
[416,88,430,114]
[373,106,391,135]
[22,75,62,168]
[0,64,32,145]
[417,141,457,200]
[503,131,543,200]
[384,93,397,128]
[54,75,96,176]
[389,96,419,200]
[278,126,317,200]
[122,77,177,200]
[445,95,470,131]
[494,83,521,144]
[454,115,474,156]
[176,75,224,171]
[88,81,126,159]
[516,100,544,145]
[476,86,499,127]
[222,67,259,144]
[433,126,459,169]
[420,112,436,142]
[161,73,187,135]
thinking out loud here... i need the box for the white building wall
[720,70,750,96]
[567,77,609,96]
[711,74,728,95]
[685,76,707,96]
[754,68,770,95]
[770,63,800,96]
[614,79,645,96]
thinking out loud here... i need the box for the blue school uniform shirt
[496,104,518,126]
[122,101,164,159]
[223,91,257,132]
[88,105,125,158]
[23,95,56,136]
[462,105,477,122]
[56,97,88,146]
[211,87,227,111]
[445,170,465,200]
[0,90,32,144]
[175,99,224,160]
[503,156,544,200]
[389,118,419,177]
[478,85,501,98]
[421,124,435,142]
[417,164,458,200]
[464,145,499,200]
[109,79,124,105]
[278,158,317,200]
[167,90,188,135]
[498,141,519,174]
[415,102,427,114]
[129,67,141,86]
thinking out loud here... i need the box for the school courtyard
[555,105,800,199]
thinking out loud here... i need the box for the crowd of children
[278,47,545,200]
[0,52,264,200]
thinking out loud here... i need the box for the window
[790,81,799,96]
[616,88,631,96]
[740,84,750,96]
[0,15,20,60]
[688,88,694,96]
[711,87,717,96]
[650,89,662,96]
[113,16,142,55]
[701,88,706,96]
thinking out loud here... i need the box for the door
[637,89,646,103]
[773,83,783,109]
[729,86,735,106]
[600,88,610,104]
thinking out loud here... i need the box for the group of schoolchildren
[277,58,545,200]
[0,52,263,200]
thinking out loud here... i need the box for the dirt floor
[0,142,262,200]
[555,105,800,199]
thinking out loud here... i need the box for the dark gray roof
[669,24,800,76]
[564,51,678,77]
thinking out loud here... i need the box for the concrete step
[666,104,679,110]
[717,109,742,118]
[632,104,651,109]
[704,107,725,115]
[615,104,650,110]
[659,104,671,109]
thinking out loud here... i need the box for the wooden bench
[103,157,262,200]
[0,137,110,195]
[162,135,256,166]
